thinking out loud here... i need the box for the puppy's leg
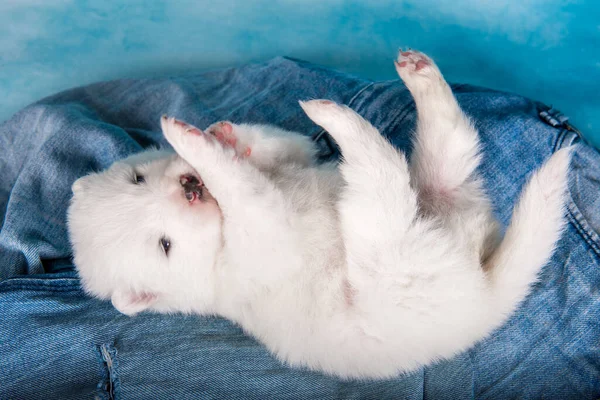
[396,50,498,258]
[161,117,300,285]
[396,50,482,214]
[206,121,319,171]
[300,100,418,264]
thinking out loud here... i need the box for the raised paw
[161,116,233,165]
[206,121,252,158]
[166,116,204,135]
[298,100,348,133]
[299,99,389,162]
[206,121,236,146]
[161,115,206,136]
[394,49,448,98]
[394,49,443,82]
[396,49,432,71]
[161,115,210,149]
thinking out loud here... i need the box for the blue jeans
[1,57,599,399]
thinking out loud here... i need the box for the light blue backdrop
[1,1,599,146]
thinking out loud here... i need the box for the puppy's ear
[71,176,90,195]
[111,290,157,316]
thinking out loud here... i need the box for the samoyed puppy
[67,50,573,379]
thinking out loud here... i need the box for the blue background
[1,0,599,146]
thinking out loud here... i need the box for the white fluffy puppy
[68,50,573,379]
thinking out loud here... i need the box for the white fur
[67,50,573,379]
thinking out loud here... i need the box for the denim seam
[554,128,567,150]
[383,100,415,140]
[355,80,415,140]
[392,103,416,137]
[94,345,110,400]
[98,343,120,400]
[348,81,376,107]
[554,127,580,150]
[567,201,600,257]
[553,129,600,257]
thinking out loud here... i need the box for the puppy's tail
[486,146,574,321]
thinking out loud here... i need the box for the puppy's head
[67,150,223,316]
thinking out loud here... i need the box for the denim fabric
[1,57,599,399]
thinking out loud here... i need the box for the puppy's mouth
[179,174,211,204]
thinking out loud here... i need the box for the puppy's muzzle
[180,174,203,202]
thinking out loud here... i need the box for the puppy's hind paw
[298,99,346,128]
[394,49,443,88]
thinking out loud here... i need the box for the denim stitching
[552,128,600,257]
[98,343,120,400]
[352,80,415,141]
[94,345,110,400]
[567,201,600,257]
[388,102,416,139]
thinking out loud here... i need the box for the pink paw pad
[415,59,429,71]
[206,121,253,159]
[208,121,237,147]
[396,49,432,72]
[217,121,233,135]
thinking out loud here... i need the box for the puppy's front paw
[161,116,235,166]
[206,121,252,158]
[206,121,236,146]
[161,116,211,158]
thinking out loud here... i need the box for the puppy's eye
[160,237,171,256]
[133,173,145,184]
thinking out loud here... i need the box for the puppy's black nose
[180,174,204,202]
[179,174,200,189]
